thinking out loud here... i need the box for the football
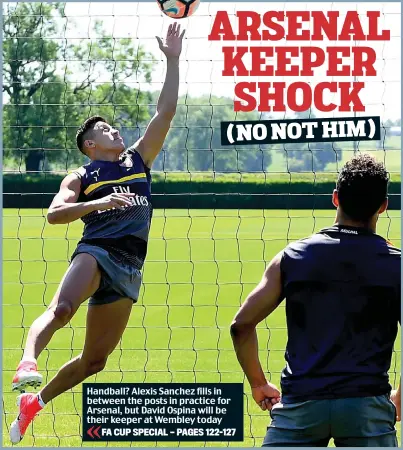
[157,0,200,19]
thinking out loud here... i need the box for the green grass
[3,209,401,447]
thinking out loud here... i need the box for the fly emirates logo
[112,186,149,206]
[97,185,149,214]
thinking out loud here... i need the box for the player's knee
[84,357,108,377]
[51,300,74,325]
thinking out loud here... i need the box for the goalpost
[2,1,401,447]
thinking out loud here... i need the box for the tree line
[4,3,399,175]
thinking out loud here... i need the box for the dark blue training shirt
[279,225,401,402]
[72,146,152,269]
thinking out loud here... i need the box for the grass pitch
[3,208,401,447]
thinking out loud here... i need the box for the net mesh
[2,1,401,447]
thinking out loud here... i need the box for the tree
[285,110,342,172]
[150,93,273,172]
[285,141,342,172]
[3,3,154,172]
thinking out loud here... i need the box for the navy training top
[279,225,401,402]
[72,146,152,269]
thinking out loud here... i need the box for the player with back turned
[231,154,401,447]
[10,23,185,444]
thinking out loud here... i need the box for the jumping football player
[231,154,401,446]
[10,22,185,444]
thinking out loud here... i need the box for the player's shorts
[263,394,398,447]
[72,243,142,306]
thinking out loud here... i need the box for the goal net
[2,1,401,447]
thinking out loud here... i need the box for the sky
[11,2,403,120]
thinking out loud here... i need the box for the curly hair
[75,116,106,154]
[336,153,389,222]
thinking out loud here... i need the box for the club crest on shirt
[120,153,133,171]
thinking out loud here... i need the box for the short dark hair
[76,115,106,154]
[336,154,389,222]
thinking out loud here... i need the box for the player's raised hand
[91,193,134,211]
[251,383,281,411]
[156,22,185,59]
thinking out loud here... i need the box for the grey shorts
[72,244,142,306]
[263,394,398,447]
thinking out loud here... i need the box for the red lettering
[287,83,312,112]
[301,48,325,76]
[221,46,378,78]
[250,47,274,76]
[208,11,235,40]
[237,11,262,40]
[339,11,366,40]
[276,47,299,76]
[327,47,351,76]
[234,82,257,112]
[315,82,337,112]
[352,47,377,76]
[339,82,365,111]
[258,82,286,112]
[287,12,310,40]
[367,11,390,40]
[233,82,365,113]
[311,11,339,40]
[222,47,248,76]
[209,10,391,41]
[262,11,285,40]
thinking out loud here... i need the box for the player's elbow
[230,319,255,341]
[47,209,65,225]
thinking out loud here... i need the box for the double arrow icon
[87,426,101,439]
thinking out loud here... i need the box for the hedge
[4,172,401,209]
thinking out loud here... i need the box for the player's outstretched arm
[231,252,284,410]
[47,174,133,224]
[135,22,185,168]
